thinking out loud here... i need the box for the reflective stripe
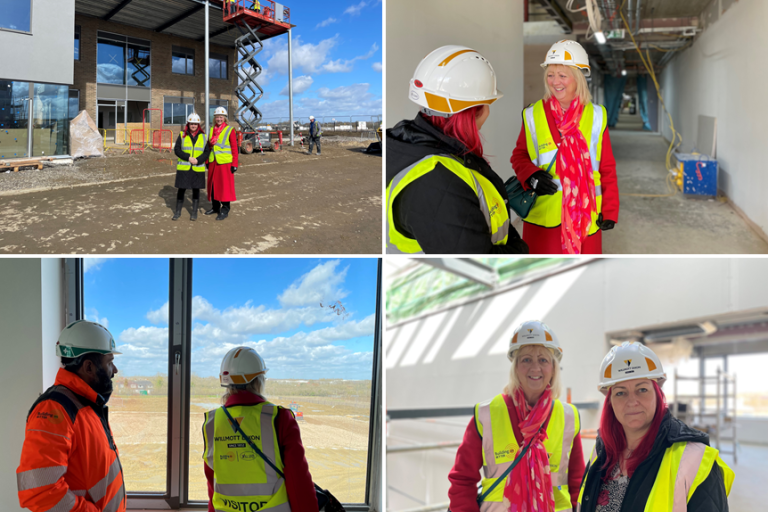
[589,106,604,173]
[204,411,216,469]
[88,457,121,503]
[26,429,71,441]
[524,106,537,157]
[673,443,706,512]
[475,399,510,512]
[536,148,557,167]
[385,162,421,253]
[260,403,280,487]
[47,491,76,512]
[102,484,125,512]
[214,481,277,495]
[553,404,575,487]
[17,465,67,491]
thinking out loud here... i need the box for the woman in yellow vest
[202,347,318,511]
[576,342,733,512]
[386,45,528,254]
[448,321,584,512]
[172,112,210,221]
[510,40,620,254]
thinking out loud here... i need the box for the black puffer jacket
[386,115,528,254]
[579,410,730,512]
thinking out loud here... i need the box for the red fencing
[129,130,144,154]
[152,130,174,153]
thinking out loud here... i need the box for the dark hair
[61,352,104,373]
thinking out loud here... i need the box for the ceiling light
[594,31,607,44]
[621,69,627,76]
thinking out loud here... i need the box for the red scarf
[212,122,227,143]
[503,386,555,512]
[547,96,597,254]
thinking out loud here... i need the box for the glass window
[83,258,170,493]
[32,83,70,156]
[74,25,80,60]
[164,97,195,125]
[97,38,126,85]
[0,81,30,159]
[127,43,151,87]
[172,46,194,75]
[0,0,31,32]
[210,53,228,80]
[68,90,79,120]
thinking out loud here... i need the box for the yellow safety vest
[177,133,207,172]
[208,125,235,165]
[385,154,510,253]
[576,441,734,512]
[202,403,291,512]
[474,395,579,512]
[522,100,607,234]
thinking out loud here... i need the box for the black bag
[221,406,345,512]
[505,149,559,218]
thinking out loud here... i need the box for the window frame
[172,46,195,76]
[0,0,33,35]
[69,258,383,510]
[209,52,228,80]
[163,96,195,126]
[74,25,81,61]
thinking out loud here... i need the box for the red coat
[510,104,619,254]
[207,124,239,202]
[448,394,585,512]
[204,391,318,512]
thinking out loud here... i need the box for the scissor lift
[221,0,291,133]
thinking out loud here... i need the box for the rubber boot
[190,199,199,221]
[216,205,230,221]
[172,199,183,221]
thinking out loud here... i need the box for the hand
[597,213,616,231]
[189,157,197,165]
[231,167,237,174]
[527,170,559,195]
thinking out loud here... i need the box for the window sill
[0,27,32,35]
[171,72,196,76]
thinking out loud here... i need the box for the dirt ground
[110,394,370,504]
[0,138,381,254]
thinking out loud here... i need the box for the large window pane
[188,259,378,504]
[83,258,169,493]
[74,26,81,60]
[97,39,126,85]
[0,81,30,158]
[0,0,31,32]
[172,103,186,125]
[127,44,151,87]
[69,90,79,120]
[33,83,70,156]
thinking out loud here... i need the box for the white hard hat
[214,106,228,117]
[56,320,121,358]
[409,45,503,117]
[541,40,591,77]
[598,342,666,395]
[220,346,268,387]
[187,113,201,124]
[508,320,562,362]
[309,115,315,120]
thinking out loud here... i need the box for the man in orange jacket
[17,320,126,512]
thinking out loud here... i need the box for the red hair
[421,106,485,158]
[599,380,666,478]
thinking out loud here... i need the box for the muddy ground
[0,138,382,254]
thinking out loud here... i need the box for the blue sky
[253,0,382,120]
[83,258,379,380]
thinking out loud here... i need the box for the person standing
[206,106,238,221]
[17,320,126,512]
[307,115,321,155]
[173,112,210,221]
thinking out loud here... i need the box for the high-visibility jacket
[474,395,579,512]
[386,154,510,253]
[203,402,290,512]
[209,125,235,165]
[576,441,734,512]
[521,99,607,234]
[177,132,207,172]
[17,368,126,512]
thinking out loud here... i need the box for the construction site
[385,258,768,512]
[386,0,768,253]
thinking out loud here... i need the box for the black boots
[172,200,183,221]
[190,199,199,221]
[205,199,220,216]
[216,205,230,221]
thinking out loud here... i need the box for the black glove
[505,226,529,254]
[597,213,615,231]
[527,170,558,195]
[231,167,237,174]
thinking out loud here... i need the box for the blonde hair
[543,64,592,105]
[503,344,561,400]
[221,374,266,404]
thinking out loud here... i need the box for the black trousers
[209,182,230,211]
[176,188,200,200]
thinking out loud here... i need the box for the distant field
[110,377,372,504]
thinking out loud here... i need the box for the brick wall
[73,14,238,133]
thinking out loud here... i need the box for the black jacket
[579,410,729,512]
[174,130,211,163]
[386,115,527,254]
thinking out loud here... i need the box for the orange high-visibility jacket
[17,368,126,512]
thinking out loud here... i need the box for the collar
[54,367,102,405]
[225,391,267,408]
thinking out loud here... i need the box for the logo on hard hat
[414,79,423,88]
[527,329,533,334]
[624,359,632,367]
[60,345,74,357]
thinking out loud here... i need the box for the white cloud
[119,326,168,349]
[85,308,109,329]
[372,62,382,72]
[264,35,339,76]
[278,260,348,308]
[280,75,314,96]
[321,43,379,73]
[316,17,337,29]
[344,1,367,16]
[84,258,110,273]
[147,302,169,324]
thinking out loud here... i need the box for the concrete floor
[602,114,768,254]
[0,140,381,254]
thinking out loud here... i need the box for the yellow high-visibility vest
[474,395,579,512]
[208,125,234,165]
[576,441,734,511]
[202,402,291,512]
[521,100,607,234]
[386,154,510,254]
[177,132,207,172]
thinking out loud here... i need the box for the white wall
[386,0,524,175]
[659,0,768,235]
[0,259,65,512]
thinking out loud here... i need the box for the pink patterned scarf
[547,96,597,254]
[502,386,555,512]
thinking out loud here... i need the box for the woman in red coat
[205,106,239,221]
[510,40,619,254]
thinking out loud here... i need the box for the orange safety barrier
[129,130,144,154]
[152,129,174,153]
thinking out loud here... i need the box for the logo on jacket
[221,498,268,511]
[220,451,237,462]
[240,452,256,461]
[228,416,245,430]
[36,410,64,424]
